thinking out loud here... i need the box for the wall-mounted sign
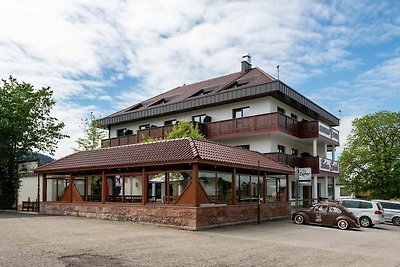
[319,158,339,173]
[298,167,312,182]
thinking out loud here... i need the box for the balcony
[101,112,339,148]
[265,152,339,175]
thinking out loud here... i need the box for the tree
[75,116,107,151]
[141,120,205,143]
[0,76,67,209]
[339,111,400,199]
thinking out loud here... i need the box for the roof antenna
[277,65,280,80]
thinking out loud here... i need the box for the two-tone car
[292,202,360,230]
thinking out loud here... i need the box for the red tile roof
[35,138,293,174]
[105,67,275,118]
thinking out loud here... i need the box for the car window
[360,202,373,209]
[314,205,328,212]
[342,200,360,208]
[376,203,383,210]
[380,202,390,209]
[328,206,342,214]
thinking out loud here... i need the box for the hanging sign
[298,167,312,182]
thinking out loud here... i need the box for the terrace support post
[192,163,199,207]
[37,174,40,213]
[69,174,74,203]
[276,178,279,201]
[101,171,106,204]
[263,172,266,203]
[42,174,47,202]
[286,174,289,202]
[142,167,148,205]
[84,176,88,202]
[166,173,170,204]
[56,179,59,201]
[122,176,125,203]
[232,168,236,205]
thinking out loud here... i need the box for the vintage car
[292,202,360,230]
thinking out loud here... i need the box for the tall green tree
[0,76,67,209]
[75,116,106,151]
[339,111,400,199]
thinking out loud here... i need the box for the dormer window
[126,103,143,112]
[149,98,168,107]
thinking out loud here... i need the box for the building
[98,54,340,207]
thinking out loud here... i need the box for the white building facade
[99,56,340,207]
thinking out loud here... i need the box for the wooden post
[232,168,236,205]
[42,174,47,202]
[56,178,59,201]
[276,178,279,201]
[84,177,88,202]
[192,163,199,207]
[142,167,147,205]
[263,172,266,203]
[69,174,74,203]
[101,171,106,204]
[286,174,289,202]
[166,173,170,204]
[122,175,125,203]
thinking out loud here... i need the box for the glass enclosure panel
[148,173,166,203]
[87,176,101,202]
[199,171,217,203]
[124,176,142,203]
[148,171,192,204]
[216,173,232,204]
[168,171,192,204]
[277,178,287,201]
[236,174,251,202]
[266,179,277,201]
[73,179,85,198]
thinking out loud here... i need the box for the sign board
[298,167,312,182]
[319,158,339,173]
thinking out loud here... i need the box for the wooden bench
[22,200,37,212]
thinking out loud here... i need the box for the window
[328,206,342,213]
[116,128,126,137]
[360,202,373,209]
[339,187,349,196]
[342,200,360,208]
[233,107,250,119]
[192,114,211,123]
[291,149,298,156]
[278,145,285,153]
[139,124,150,130]
[291,113,298,120]
[277,107,285,114]
[236,145,250,150]
[164,119,178,126]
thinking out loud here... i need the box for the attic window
[149,98,168,107]
[126,103,143,112]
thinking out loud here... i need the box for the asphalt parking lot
[1,211,400,267]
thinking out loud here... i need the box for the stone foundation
[40,201,290,230]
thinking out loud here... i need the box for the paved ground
[1,211,400,267]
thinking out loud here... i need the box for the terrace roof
[34,138,293,175]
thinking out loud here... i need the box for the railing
[206,112,301,138]
[265,152,339,174]
[101,112,339,148]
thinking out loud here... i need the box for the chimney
[241,53,252,73]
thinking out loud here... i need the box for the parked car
[338,199,384,228]
[374,200,400,226]
[292,202,360,230]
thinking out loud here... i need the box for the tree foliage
[0,76,68,208]
[75,116,107,151]
[339,111,400,199]
[141,120,205,143]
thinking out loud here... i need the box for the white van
[374,200,400,226]
[338,199,385,227]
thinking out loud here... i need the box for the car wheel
[359,216,372,228]
[294,214,305,225]
[393,217,400,226]
[337,219,349,230]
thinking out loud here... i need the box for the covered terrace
[35,138,294,230]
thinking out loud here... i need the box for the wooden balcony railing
[265,152,339,175]
[101,113,339,148]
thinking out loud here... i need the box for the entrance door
[303,186,311,207]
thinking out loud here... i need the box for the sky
[0,0,399,159]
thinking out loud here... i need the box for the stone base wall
[40,201,290,230]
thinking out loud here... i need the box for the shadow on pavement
[0,210,46,219]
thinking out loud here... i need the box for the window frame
[232,106,250,119]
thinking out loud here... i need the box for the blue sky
[0,0,399,158]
